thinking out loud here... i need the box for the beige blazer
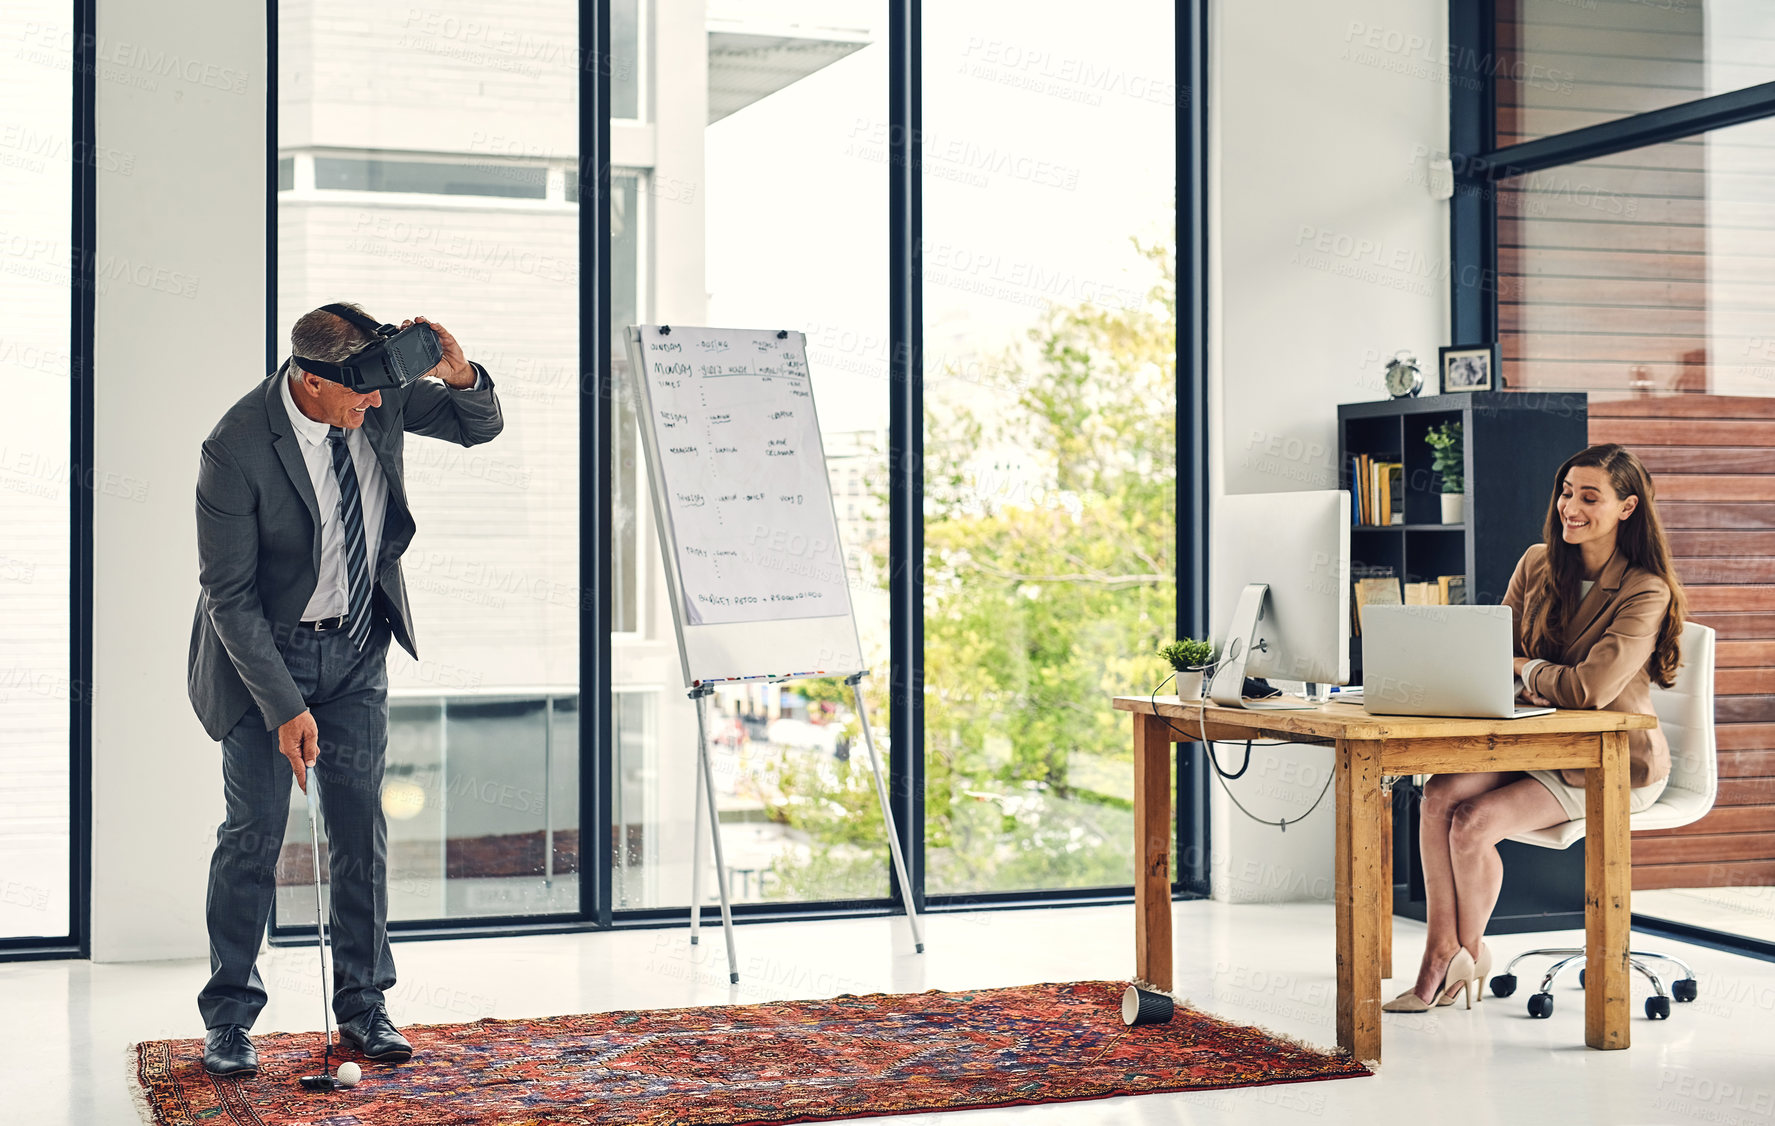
[1501,544,1672,788]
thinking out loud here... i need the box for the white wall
[1208,0,1448,903]
[90,0,266,961]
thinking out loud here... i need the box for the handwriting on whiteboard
[640,326,851,626]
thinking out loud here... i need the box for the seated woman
[1384,443,1687,1012]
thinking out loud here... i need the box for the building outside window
[276,0,588,923]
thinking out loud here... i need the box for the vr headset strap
[321,303,391,337]
[290,353,352,381]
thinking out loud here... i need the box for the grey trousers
[197,620,395,1031]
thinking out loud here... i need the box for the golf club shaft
[305,774,333,1070]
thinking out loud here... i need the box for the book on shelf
[1351,568,1401,636]
[1393,575,1471,607]
[1404,581,1439,605]
[1351,454,1367,524]
[1350,455,1403,526]
[1442,574,1467,605]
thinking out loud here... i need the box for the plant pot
[1176,670,1204,700]
[1441,492,1464,524]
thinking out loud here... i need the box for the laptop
[1360,604,1555,720]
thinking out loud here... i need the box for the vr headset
[290,304,443,393]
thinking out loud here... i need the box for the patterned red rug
[130,981,1369,1125]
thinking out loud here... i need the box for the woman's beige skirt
[1525,770,1669,823]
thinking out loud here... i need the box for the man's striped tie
[326,426,374,650]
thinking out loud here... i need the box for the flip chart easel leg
[689,735,707,946]
[850,673,925,953]
[691,687,740,983]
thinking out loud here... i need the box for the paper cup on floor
[1122,985,1174,1026]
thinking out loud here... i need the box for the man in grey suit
[190,303,503,1077]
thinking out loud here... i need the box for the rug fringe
[124,1042,156,1125]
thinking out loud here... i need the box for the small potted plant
[1158,639,1216,700]
[1425,419,1464,524]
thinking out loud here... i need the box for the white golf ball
[335,1061,361,1087]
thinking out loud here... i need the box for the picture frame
[1439,343,1498,393]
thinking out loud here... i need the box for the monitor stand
[1207,582,1321,711]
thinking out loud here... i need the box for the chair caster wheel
[1578,968,1585,989]
[1646,996,1670,1020]
[1490,974,1517,998]
[1527,993,1554,1019]
[1673,978,1698,1003]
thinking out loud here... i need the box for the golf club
[297,769,340,1092]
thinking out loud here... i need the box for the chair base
[1488,948,1699,1021]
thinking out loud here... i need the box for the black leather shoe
[338,1002,412,1062]
[203,1025,258,1077]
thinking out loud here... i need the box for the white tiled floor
[4,900,1772,1125]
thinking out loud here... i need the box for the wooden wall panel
[1586,402,1775,891]
[1635,861,1775,891]
[1495,2,1775,895]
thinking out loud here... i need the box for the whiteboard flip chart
[624,325,866,686]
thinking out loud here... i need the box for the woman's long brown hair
[1520,443,1686,687]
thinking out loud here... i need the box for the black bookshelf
[1340,390,1591,934]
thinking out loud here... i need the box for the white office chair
[1490,621,1717,1021]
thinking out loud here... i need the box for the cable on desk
[1149,669,1336,833]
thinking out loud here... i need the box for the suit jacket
[1501,543,1672,788]
[187,361,504,740]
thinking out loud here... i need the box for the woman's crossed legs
[1404,771,1570,1004]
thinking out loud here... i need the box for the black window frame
[255,0,1210,948]
[1448,0,1775,963]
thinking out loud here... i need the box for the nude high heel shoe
[1437,943,1489,1007]
[1383,948,1477,1013]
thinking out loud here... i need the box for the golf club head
[299,1073,340,1091]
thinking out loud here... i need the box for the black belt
[299,615,352,633]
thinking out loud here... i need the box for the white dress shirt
[281,373,391,621]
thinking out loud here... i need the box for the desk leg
[1335,738,1384,1063]
[1380,782,1394,976]
[1586,730,1632,1050]
[1136,713,1178,987]
[1133,712,1174,992]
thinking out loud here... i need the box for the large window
[612,0,892,912]
[1472,0,1775,948]
[921,2,1178,895]
[275,0,585,926]
[0,0,76,946]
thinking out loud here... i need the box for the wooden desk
[1113,695,1659,1062]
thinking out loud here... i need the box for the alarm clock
[1384,350,1422,398]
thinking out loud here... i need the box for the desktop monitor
[1208,490,1351,704]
